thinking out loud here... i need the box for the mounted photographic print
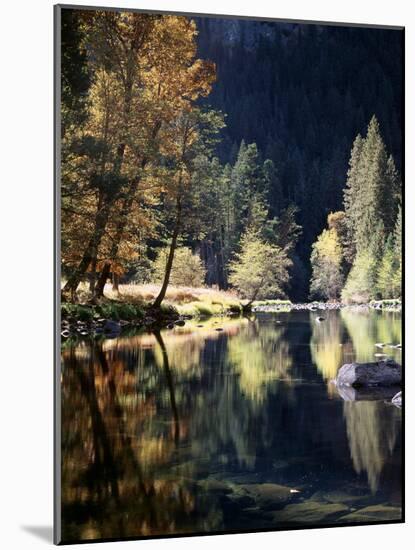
[54,4,404,544]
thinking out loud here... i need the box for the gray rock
[336,385,398,402]
[336,360,401,388]
[391,391,402,408]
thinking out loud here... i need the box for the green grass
[175,299,242,318]
[61,302,145,321]
[61,283,245,320]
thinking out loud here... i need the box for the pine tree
[376,234,396,299]
[343,134,363,263]
[342,116,402,302]
[392,206,402,296]
[263,158,283,217]
[341,251,377,303]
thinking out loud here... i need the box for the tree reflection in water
[60,311,402,542]
[310,308,401,493]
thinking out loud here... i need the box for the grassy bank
[61,283,246,321]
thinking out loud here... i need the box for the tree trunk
[244,276,265,310]
[154,331,180,445]
[95,262,111,299]
[89,256,97,294]
[98,123,161,279]
[112,272,119,292]
[62,196,111,299]
[152,199,182,309]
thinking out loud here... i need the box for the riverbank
[253,299,401,313]
[60,284,401,339]
[60,284,248,339]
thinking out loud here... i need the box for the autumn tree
[152,109,224,307]
[309,227,344,301]
[228,228,291,306]
[61,12,216,300]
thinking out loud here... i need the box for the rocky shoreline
[253,300,401,313]
[60,302,240,340]
[61,298,402,340]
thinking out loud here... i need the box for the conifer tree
[376,234,397,299]
[392,206,402,296]
[341,251,377,303]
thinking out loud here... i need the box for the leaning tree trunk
[152,199,182,309]
[62,196,111,300]
[93,123,161,298]
[112,272,119,292]
[94,262,111,299]
[154,331,180,445]
[244,276,266,310]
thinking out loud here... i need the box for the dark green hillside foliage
[195,19,402,299]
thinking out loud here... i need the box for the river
[60,309,402,542]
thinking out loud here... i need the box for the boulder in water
[336,359,401,388]
[336,384,398,402]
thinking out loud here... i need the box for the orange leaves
[62,10,217,278]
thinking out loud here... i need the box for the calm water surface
[60,309,402,542]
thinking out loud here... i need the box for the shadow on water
[60,310,402,542]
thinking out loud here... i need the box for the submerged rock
[237,483,294,508]
[310,490,368,505]
[199,478,233,494]
[339,504,402,523]
[272,500,348,524]
[336,360,401,388]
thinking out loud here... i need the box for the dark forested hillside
[195,18,403,298]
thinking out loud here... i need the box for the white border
[0,1,412,548]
